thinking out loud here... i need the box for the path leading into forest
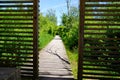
[39,35,74,80]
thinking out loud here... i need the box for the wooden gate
[0,0,39,79]
[78,0,120,80]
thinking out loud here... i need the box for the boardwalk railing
[79,0,120,79]
[0,0,39,79]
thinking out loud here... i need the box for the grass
[66,48,78,79]
[39,32,54,49]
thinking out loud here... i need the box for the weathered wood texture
[39,35,74,80]
[79,0,120,80]
[0,0,39,79]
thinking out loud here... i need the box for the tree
[61,13,68,27]
[69,6,79,21]
[39,11,58,36]
[60,6,79,49]
[46,9,57,25]
[66,0,71,16]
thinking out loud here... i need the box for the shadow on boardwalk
[39,35,74,80]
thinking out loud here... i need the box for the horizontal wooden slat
[84,55,120,58]
[0,24,33,30]
[0,39,33,42]
[0,21,33,24]
[1,59,33,62]
[0,14,33,16]
[0,0,33,1]
[0,52,33,55]
[0,56,33,59]
[84,59,120,63]
[0,23,33,25]
[21,69,33,72]
[0,0,33,3]
[83,63,120,67]
[0,31,33,33]
[21,64,33,67]
[85,28,120,30]
[83,67,120,71]
[85,46,120,49]
[85,4,120,7]
[0,18,33,20]
[85,14,120,16]
[84,42,120,46]
[1,48,33,51]
[0,43,33,46]
[21,75,34,78]
[85,24,120,26]
[85,0,120,2]
[84,32,105,35]
[83,76,120,80]
[84,38,120,40]
[83,72,120,76]
[21,72,33,75]
[85,19,120,21]
[21,67,33,70]
[0,35,33,37]
[0,47,33,50]
[0,10,33,12]
[85,9,120,12]
[0,5,33,7]
[84,51,120,54]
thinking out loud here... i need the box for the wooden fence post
[33,0,39,79]
[78,0,85,80]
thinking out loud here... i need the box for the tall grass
[39,32,54,50]
[66,48,78,79]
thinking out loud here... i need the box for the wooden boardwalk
[39,35,74,80]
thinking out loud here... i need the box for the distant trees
[58,6,79,49]
[39,9,58,35]
[66,0,71,16]
[46,9,57,25]
[39,9,58,48]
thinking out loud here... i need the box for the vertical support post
[33,0,39,79]
[78,0,85,80]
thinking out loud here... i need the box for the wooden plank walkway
[38,35,74,80]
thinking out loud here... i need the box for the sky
[39,0,79,25]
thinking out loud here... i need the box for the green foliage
[66,48,78,79]
[59,6,79,50]
[39,12,58,36]
[39,31,53,49]
[39,9,58,49]
[64,24,78,49]
[46,9,57,25]
[61,13,68,27]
